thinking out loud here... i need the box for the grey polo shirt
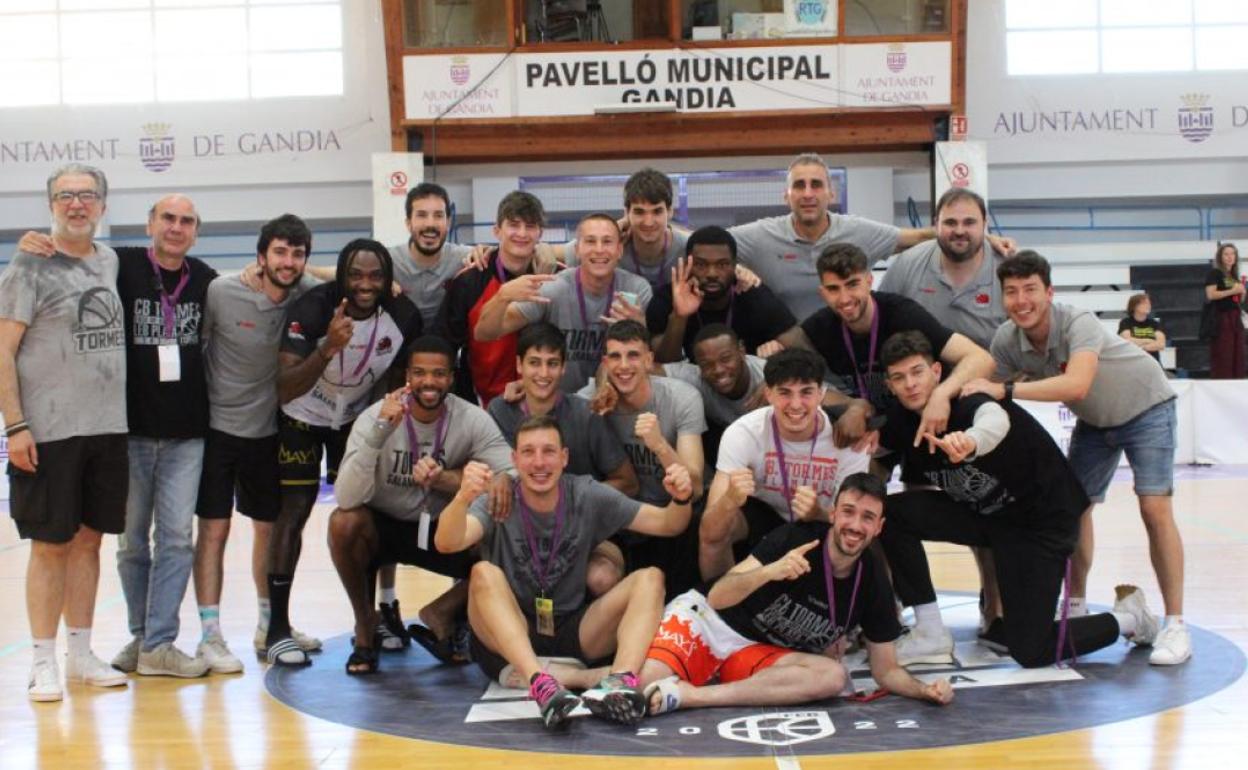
[877,240,1006,350]
[989,302,1174,429]
[730,213,900,322]
[389,241,473,329]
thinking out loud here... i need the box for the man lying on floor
[570,472,953,715]
[434,413,695,729]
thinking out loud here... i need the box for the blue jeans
[117,437,204,651]
[1069,398,1176,503]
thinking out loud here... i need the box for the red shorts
[645,590,792,686]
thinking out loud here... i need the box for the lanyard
[403,405,449,463]
[521,392,561,417]
[571,268,616,331]
[822,542,863,643]
[770,411,821,522]
[628,228,669,285]
[338,311,381,382]
[516,483,567,597]
[840,297,880,400]
[146,248,190,340]
[494,252,509,283]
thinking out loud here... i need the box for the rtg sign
[403,43,951,119]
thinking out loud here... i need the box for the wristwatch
[1002,382,1014,402]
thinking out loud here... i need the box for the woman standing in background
[1205,242,1246,379]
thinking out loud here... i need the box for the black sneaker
[581,672,646,725]
[977,618,1009,654]
[378,601,411,651]
[530,672,580,729]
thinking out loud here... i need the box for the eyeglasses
[52,190,102,204]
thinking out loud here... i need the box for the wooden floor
[2,470,1246,770]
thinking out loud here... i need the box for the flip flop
[407,623,470,665]
[346,645,379,675]
[265,637,311,668]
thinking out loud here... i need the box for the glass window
[524,1,671,44]
[1004,0,1096,30]
[1101,27,1192,72]
[1007,29,1098,75]
[681,0,838,41]
[846,0,950,36]
[0,1,344,106]
[1100,0,1191,28]
[404,0,507,47]
[1195,25,1248,69]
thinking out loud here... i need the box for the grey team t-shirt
[469,474,640,618]
[389,242,473,329]
[335,394,514,522]
[584,376,707,505]
[202,275,312,439]
[561,227,689,290]
[990,302,1174,429]
[515,268,653,392]
[878,240,1006,350]
[662,355,766,428]
[0,246,127,443]
[730,213,899,321]
[487,394,629,479]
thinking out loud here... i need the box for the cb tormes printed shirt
[280,282,422,430]
[719,520,901,651]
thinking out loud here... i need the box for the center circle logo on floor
[266,594,1245,758]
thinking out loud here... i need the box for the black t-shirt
[801,291,954,411]
[719,520,901,651]
[1205,268,1243,312]
[879,393,1089,522]
[646,283,797,360]
[1118,315,1164,362]
[116,246,217,439]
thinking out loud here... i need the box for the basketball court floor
[2,465,1245,769]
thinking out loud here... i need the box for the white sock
[66,626,91,659]
[1164,615,1184,628]
[32,638,57,665]
[1112,611,1137,637]
[380,586,397,605]
[1065,597,1088,617]
[257,598,271,631]
[913,602,945,634]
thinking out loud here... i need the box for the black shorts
[7,433,128,544]
[369,508,475,580]
[197,429,280,521]
[277,413,350,489]
[471,603,601,682]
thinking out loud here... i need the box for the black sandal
[346,644,379,675]
[408,623,470,665]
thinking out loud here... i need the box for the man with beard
[263,240,423,666]
[699,349,871,582]
[475,214,652,393]
[1,164,129,701]
[330,336,515,673]
[878,189,1006,350]
[435,415,695,729]
[798,243,995,450]
[587,473,953,715]
[388,183,477,329]
[648,226,800,363]
[878,331,1163,668]
[193,214,317,673]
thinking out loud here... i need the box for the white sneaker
[197,637,244,674]
[1113,584,1160,646]
[894,627,954,666]
[1149,622,1192,666]
[255,626,322,654]
[136,643,210,678]
[111,636,141,674]
[28,658,63,702]
[66,652,128,688]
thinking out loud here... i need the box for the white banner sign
[934,141,988,204]
[404,42,950,120]
[371,153,425,248]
